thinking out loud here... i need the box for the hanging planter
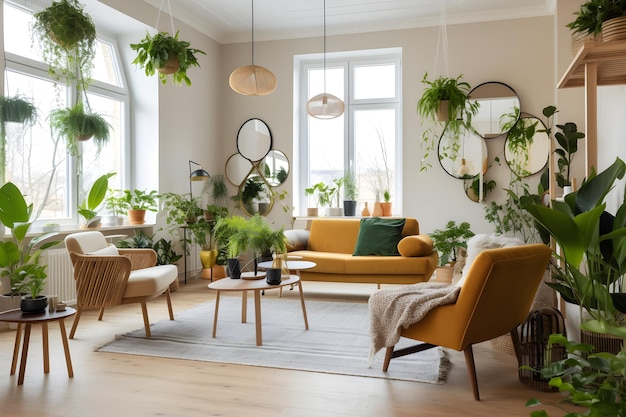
[49,102,111,156]
[130,31,206,86]
[0,96,38,184]
[31,0,97,86]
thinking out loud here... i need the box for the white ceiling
[143,0,556,44]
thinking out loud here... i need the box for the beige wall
[219,16,556,234]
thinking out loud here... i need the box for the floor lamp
[185,160,210,283]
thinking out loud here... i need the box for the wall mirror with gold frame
[438,126,488,179]
[504,112,550,177]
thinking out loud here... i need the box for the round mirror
[504,112,550,177]
[237,118,272,162]
[238,171,274,216]
[463,176,497,203]
[438,126,488,179]
[469,82,521,139]
[259,150,290,186]
[225,153,253,186]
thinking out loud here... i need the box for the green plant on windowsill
[77,172,116,227]
[343,172,358,201]
[130,31,206,86]
[119,189,159,212]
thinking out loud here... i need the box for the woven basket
[571,31,601,56]
[602,16,626,42]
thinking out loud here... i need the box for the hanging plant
[31,0,97,88]
[49,102,111,157]
[0,95,38,185]
[130,31,206,86]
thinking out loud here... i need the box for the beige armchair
[65,231,178,338]
[381,244,552,400]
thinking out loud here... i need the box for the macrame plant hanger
[156,0,176,35]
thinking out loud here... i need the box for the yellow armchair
[382,244,552,400]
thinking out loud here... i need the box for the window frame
[296,48,402,216]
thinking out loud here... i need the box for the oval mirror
[504,112,550,177]
[438,125,488,179]
[237,118,272,162]
[259,150,290,186]
[238,171,274,216]
[463,176,497,203]
[469,82,521,139]
[225,153,253,186]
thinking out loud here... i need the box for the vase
[361,202,370,217]
[372,202,383,217]
[227,258,241,279]
[266,268,282,285]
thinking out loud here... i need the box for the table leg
[212,290,220,338]
[10,323,23,375]
[42,322,49,374]
[298,281,309,330]
[58,319,73,378]
[254,290,262,346]
[18,324,31,385]
[241,290,248,323]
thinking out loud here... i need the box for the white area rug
[97,296,448,384]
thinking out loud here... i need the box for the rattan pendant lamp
[306,0,344,119]
[229,0,277,96]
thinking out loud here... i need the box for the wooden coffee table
[0,307,76,385]
[208,275,308,346]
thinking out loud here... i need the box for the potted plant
[49,103,111,157]
[304,182,326,217]
[130,31,206,86]
[0,95,38,184]
[31,0,97,87]
[541,105,585,192]
[0,182,60,313]
[119,189,159,225]
[246,214,286,274]
[381,190,392,217]
[342,172,358,216]
[567,0,626,41]
[77,172,116,228]
[104,189,126,226]
[417,73,479,172]
[526,157,626,342]
[161,192,204,226]
[429,220,475,283]
[213,215,251,279]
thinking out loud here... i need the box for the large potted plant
[246,214,286,274]
[429,220,475,283]
[31,0,97,87]
[0,182,60,313]
[213,215,251,279]
[526,157,626,342]
[49,103,111,157]
[130,31,206,86]
[568,0,626,42]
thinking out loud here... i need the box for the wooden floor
[0,276,564,417]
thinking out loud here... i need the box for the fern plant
[49,103,111,157]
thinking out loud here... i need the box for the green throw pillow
[353,217,406,256]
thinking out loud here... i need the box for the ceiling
[143,0,556,44]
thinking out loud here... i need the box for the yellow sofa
[285,217,438,286]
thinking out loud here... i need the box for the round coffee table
[208,275,308,346]
[0,307,76,385]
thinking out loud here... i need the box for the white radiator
[43,248,76,304]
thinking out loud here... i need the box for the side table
[0,307,76,385]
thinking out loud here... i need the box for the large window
[3,1,128,226]
[297,49,402,215]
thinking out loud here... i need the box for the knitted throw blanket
[368,283,461,364]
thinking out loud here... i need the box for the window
[3,1,128,226]
[297,49,402,215]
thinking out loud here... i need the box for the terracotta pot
[211,265,227,280]
[435,266,454,283]
[127,209,146,225]
[380,202,392,216]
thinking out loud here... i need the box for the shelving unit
[558,39,626,175]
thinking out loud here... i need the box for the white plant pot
[325,207,343,217]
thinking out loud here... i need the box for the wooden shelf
[559,40,626,89]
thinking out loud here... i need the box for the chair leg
[69,307,83,339]
[164,288,174,320]
[463,345,480,401]
[382,347,394,371]
[140,302,151,337]
[98,308,105,321]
